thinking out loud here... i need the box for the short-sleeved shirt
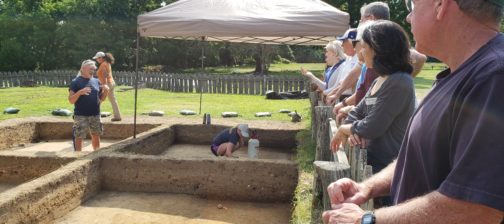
[328,54,359,95]
[69,76,102,116]
[391,34,504,211]
[212,128,239,146]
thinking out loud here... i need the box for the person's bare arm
[327,160,396,206]
[68,88,90,104]
[324,190,503,224]
[99,85,109,102]
[374,191,503,224]
[328,63,362,99]
[301,67,325,90]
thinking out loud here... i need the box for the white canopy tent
[138,0,350,45]
[132,0,350,137]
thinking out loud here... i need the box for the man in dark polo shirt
[323,0,504,223]
[68,60,108,151]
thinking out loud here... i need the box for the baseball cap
[337,28,357,41]
[92,51,106,59]
[237,124,250,138]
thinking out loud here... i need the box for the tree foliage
[0,0,425,72]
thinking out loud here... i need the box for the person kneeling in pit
[210,124,249,157]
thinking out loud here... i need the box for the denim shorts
[73,115,103,138]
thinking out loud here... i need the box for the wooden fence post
[314,161,351,211]
[315,106,333,161]
[309,91,319,140]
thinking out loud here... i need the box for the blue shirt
[69,76,102,116]
[212,128,239,146]
[391,34,504,211]
[355,64,367,90]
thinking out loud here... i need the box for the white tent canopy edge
[137,0,350,45]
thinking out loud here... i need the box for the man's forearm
[337,65,361,93]
[345,94,356,106]
[68,92,81,104]
[362,160,396,199]
[375,191,503,224]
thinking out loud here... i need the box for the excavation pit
[56,191,292,224]
[0,120,159,157]
[0,120,302,224]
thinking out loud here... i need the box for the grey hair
[455,0,503,24]
[81,59,96,69]
[360,2,390,20]
[325,40,346,60]
[77,59,96,77]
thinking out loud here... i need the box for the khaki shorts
[73,115,103,138]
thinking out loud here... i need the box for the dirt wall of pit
[117,126,175,155]
[173,124,298,149]
[0,156,74,184]
[0,158,101,224]
[0,122,37,150]
[37,122,160,139]
[0,121,160,151]
[100,154,298,202]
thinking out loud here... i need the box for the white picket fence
[0,70,306,95]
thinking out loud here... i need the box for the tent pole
[134,30,140,138]
[199,37,205,115]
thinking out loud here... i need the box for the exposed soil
[162,144,295,160]
[0,139,117,157]
[0,117,303,223]
[56,191,291,224]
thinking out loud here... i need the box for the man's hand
[333,102,344,117]
[101,84,110,92]
[348,134,368,148]
[330,130,347,152]
[300,67,311,77]
[78,87,91,96]
[335,106,354,124]
[327,178,371,206]
[322,203,365,224]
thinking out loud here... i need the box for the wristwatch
[341,97,348,106]
[361,211,376,224]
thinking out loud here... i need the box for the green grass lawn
[0,86,311,122]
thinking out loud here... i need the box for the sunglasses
[405,0,415,12]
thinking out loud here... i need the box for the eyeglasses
[405,0,415,12]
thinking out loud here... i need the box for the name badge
[365,97,377,106]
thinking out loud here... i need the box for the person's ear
[435,0,449,20]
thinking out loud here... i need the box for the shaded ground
[0,183,16,193]
[56,191,291,224]
[162,144,294,160]
[0,139,117,157]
